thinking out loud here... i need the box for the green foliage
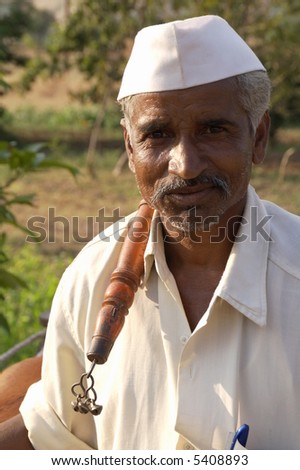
[23,4,55,47]
[0,104,122,136]
[186,1,300,129]
[0,140,78,178]
[1,106,96,132]
[0,0,55,94]
[0,139,78,335]
[0,244,72,368]
[0,0,33,67]
[2,1,300,130]
[25,0,186,104]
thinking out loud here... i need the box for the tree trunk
[86,104,106,179]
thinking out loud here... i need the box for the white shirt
[20,186,300,449]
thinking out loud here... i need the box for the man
[1,15,300,450]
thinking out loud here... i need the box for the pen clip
[230,424,249,450]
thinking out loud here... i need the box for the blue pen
[230,424,249,449]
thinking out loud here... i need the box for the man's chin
[159,206,222,236]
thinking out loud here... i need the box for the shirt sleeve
[20,381,94,450]
[19,263,98,450]
[19,216,137,450]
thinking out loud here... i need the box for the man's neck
[162,203,245,271]
[161,202,246,330]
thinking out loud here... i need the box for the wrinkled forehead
[123,79,250,135]
[124,78,239,120]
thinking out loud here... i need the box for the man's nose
[168,137,208,180]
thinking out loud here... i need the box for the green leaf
[0,268,28,289]
[0,78,11,92]
[0,206,17,225]
[0,232,7,245]
[0,148,10,162]
[6,194,36,206]
[26,142,47,153]
[0,250,8,264]
[0,141,79,178]
[37,159,80,177]
[0,313,10,333]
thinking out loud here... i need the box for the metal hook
[71,360,102,415]
[86,360,96,379]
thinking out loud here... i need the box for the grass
[7,148,140,253]
[0,245,73,368]
[0,104,123,141]
[0,146,141,369]
[251,161,300,214]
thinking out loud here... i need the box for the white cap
[117,15,266,100]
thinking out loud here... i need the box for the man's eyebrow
[135,117,235,134]
[135,118,170,133]
[199,118,234,127]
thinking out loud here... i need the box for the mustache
[150,174,230,205]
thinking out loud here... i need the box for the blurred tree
[0,0,32,70]
[21,0,186,177]
[0,0,55,101]
[44,0,184,103]
[18,0,300,156]
[0,2,77,333]
[0,139,78,332]
[187,0,300,133]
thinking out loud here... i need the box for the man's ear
[252,111,271,165]
[121,119,135,173]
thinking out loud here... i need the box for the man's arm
[0,414,34,450]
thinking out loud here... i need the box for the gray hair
[234,70,272,132]
[120,70,272,134]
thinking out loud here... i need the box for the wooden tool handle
[87,200,154,364]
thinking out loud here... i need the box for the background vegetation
[0,0,299,370]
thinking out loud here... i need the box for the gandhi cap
[117,15,266,100]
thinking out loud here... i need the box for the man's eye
[205,126,223,134]
[148,129,166,139]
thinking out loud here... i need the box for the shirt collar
[142,185,271,326]
[216,185,271,326]
[142,211,165,285]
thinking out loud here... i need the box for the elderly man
[1,15,300,450]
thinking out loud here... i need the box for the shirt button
[180,335,188,344]
[184,443,195,450]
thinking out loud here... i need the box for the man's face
[123,79,269,234]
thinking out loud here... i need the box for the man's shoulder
[65,210,138,278]
[263,198,300,235]
[263,199,300,278]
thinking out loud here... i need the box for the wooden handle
[87,200,154,364]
